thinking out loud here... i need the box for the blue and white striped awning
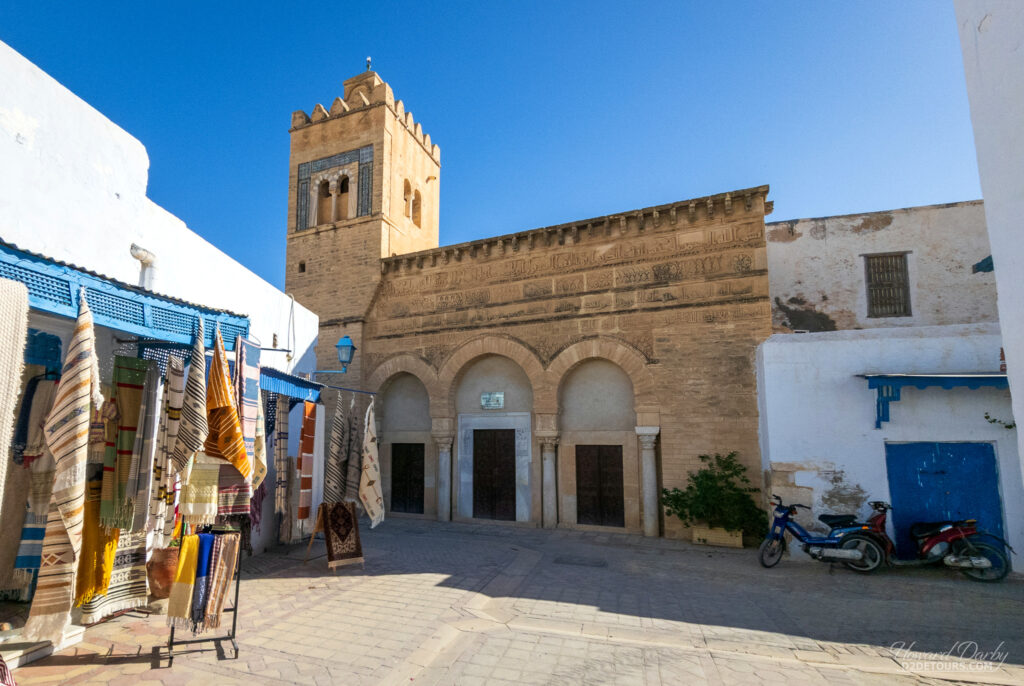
[260,366,323,403]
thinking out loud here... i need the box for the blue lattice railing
[0,241,249,350]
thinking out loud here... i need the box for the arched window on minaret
[316,180,332,225]
[403,180,412,219]
[412,190,422,228]
[337,176,350,221]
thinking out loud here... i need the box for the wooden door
[575,445,624,527]
[390,443,425,514]
[472,429,516,521]
[885,442,1003,559]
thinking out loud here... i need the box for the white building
[759,202,1022,570]
[955,1,1024,484]
[0,39,323,556]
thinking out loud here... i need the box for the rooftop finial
[366,56,372,71]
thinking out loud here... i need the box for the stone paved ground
[11,518,1024,685]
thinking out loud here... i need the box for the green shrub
[661,452,767,538]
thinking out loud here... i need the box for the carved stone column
[311,179,321,226]
[539,436,559,529]
[329,179,339,223]
[433,433,454,522]
[636,426,661,537]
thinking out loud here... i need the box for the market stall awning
[260,366,323,403]
[0,239,249,350]
[858,373,1009,429]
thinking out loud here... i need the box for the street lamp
[313,335,357,374]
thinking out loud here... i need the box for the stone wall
[362,187,774,538]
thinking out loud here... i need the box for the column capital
[431,433,454,450]
[537,432,560,449]
[635,425,659,448]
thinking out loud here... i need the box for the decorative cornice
[380,185,770,276]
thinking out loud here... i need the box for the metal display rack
[165,524,243,666]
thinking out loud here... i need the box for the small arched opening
[403,180,412,219]
[336,176,350,221]
[316,180,332,225]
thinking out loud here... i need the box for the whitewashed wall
[0,40,321,554]
[757,323,1023,568]
[955,2,1024,485]
[767,201,995,332]
[0,40,318,376]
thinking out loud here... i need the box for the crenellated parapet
[290,71,441,163]
[380,185,771,275]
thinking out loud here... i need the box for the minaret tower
[285,70,441,383]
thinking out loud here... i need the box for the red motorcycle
[860,501,1012,582]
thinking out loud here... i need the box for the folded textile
[101,356,149,530]
[273,395,289,515]
[127,361,161,532]
[250,481,266,534]
[199,534,222,628]
[20,379,57,467]
[297,401,316,521]
[321,501,364,568]
[234,337,262,486]
[180,453,220,527]
[79,529,147,625]
[344,395,364,504]
[74,463,119,606]
[0,653,15,686]
[359,400,384,528]
[12,458,55,579]
[150,357,184,548]
[217,463,252,517]
[167,534,198,629]
[252,382,267,490]
[0,279,28,521]
[205,329,249,480]
[11,376,41,465]
[25,293,103,643]
[190,533,215,630]
[203,532,239,630]
[171,320,208,473]
[324,395,349,505]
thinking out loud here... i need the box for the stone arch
[366,353,439,401]
[437,335,547,416]
[336,174,350,220]
[547,337,658,414]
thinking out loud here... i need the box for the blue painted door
[884,443,1003,559]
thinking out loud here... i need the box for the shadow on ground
[252,516,1024,666]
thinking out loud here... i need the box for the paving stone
[9,518,1023,686]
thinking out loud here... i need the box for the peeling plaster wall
[757,323,1023,567]
[766,202,996,332]
[955,1,1024,488]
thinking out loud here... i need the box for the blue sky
[0,1,978,288]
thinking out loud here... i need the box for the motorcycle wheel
[840,534,884,573]
[954,539,1009,582]
[758,537,786,568]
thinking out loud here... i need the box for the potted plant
[661,452,767,548]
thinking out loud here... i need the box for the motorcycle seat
[818,513,857,528]
[910,520,971,538]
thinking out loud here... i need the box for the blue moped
[759,495,885,573]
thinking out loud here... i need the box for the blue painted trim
[862,374,1009,429]
[260,366,323,403]
[0,242,249,350]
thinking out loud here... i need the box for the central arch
[439,336,542,524]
